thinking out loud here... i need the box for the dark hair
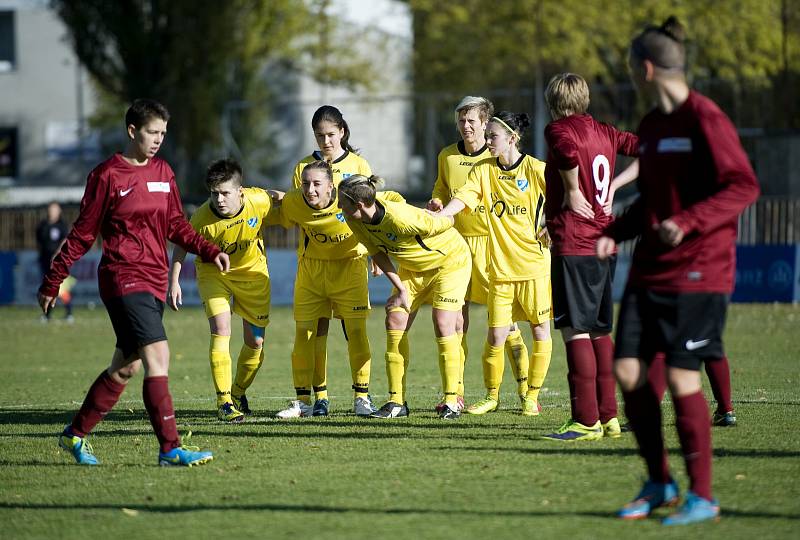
[301,160,333,184]
[312,105,356,154]
[630,16,687,70]
[490,111,531,148]
[125,99,170,130]
[205,158,243,190]
[338,174,386,206]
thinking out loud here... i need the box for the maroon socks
[673,391,713,499]
[565,338,598,425]
[142,376,181,453]
[71,370,125,437]
[592,335,617,422]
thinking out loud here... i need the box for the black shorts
[103,292,167,358]
[551,255,615,333]
[614,288,728,371]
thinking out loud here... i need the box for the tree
[52,0,374,195]
[410,0,799,131]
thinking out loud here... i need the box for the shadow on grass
[0,501,797,521]
[439,445,800,459]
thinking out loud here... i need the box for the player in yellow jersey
[338,174,471,420]
[439,111,553,417]
[427,96,531,412]
[168,159,274,422]
[288,105,373,416]
[272,160,397,418]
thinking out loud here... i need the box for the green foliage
[1,303,799,539]
[51,0,375,194]
[410,0,799,90]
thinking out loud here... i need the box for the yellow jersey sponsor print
[292,150,372,189]
[345,199,468,273]
[431,141,491,237]
[455,154,550,281]
[191,187,272,279]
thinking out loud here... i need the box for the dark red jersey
[40,153,221,301]
[606,91,759,293]
[544,114,639,256]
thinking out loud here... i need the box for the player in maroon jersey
[539,73,639,442]
[597,17,759,525]
[38,99,230,467]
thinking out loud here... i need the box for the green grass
[1,304,799,539]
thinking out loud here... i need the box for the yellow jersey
[345,199,468,273]
[431,141,491,237]
[292,150,372,189]
[455,154,549,281]
[276,189,406,260]
[190,187,272,279]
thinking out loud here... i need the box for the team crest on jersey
[517,179,529,192]
[336,212,346,223]
[247,217,259,228]
[342,173,352,179]
[386,232,398,242]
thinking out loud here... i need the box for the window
[0,11,15,72]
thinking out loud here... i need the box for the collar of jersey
[496,153,526,172]
[210,201,245,220]
[368,201,386,225]
[312,149,350,164]
[457,141,488,157]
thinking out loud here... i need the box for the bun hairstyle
[490,111,531,148]
[312,105,356,154]
[338,174,386,206]
[630,15,687,71]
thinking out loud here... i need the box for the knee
[532,322,550,341]
[112,361,141,383]
[614,361,639,391]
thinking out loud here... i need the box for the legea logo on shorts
[336,212,346,223]
[247,217,258,228]
[517,179,529,192]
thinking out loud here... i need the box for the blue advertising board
[733,245,797,302]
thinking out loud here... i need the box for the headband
[491,116,517,136]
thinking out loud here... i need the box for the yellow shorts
[294,256,370,321]
[197,273,271,328]
[488,276,552,327]
[391,251,471,313]
[464,235,489,305]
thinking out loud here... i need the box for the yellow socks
[386,329,407,404]
[313,330,329,401]
[344,318,371,398]
[482,342,505,401]
[232,343,263,399]
[210,333,232,407]
[457,332,466,397]
[437,334,461,406]
[526,338,552,402]
[505,328,529,398]
[292,321,316,404]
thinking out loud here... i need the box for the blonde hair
[338,174,386,206]
[454,96,494,125]
[545,73,590,120]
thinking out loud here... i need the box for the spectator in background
[36,202,72,322]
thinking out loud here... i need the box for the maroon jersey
[606,91,759,293]
[544,114,639,256]
[40,153,221,301]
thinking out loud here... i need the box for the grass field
[1,303,798,539]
